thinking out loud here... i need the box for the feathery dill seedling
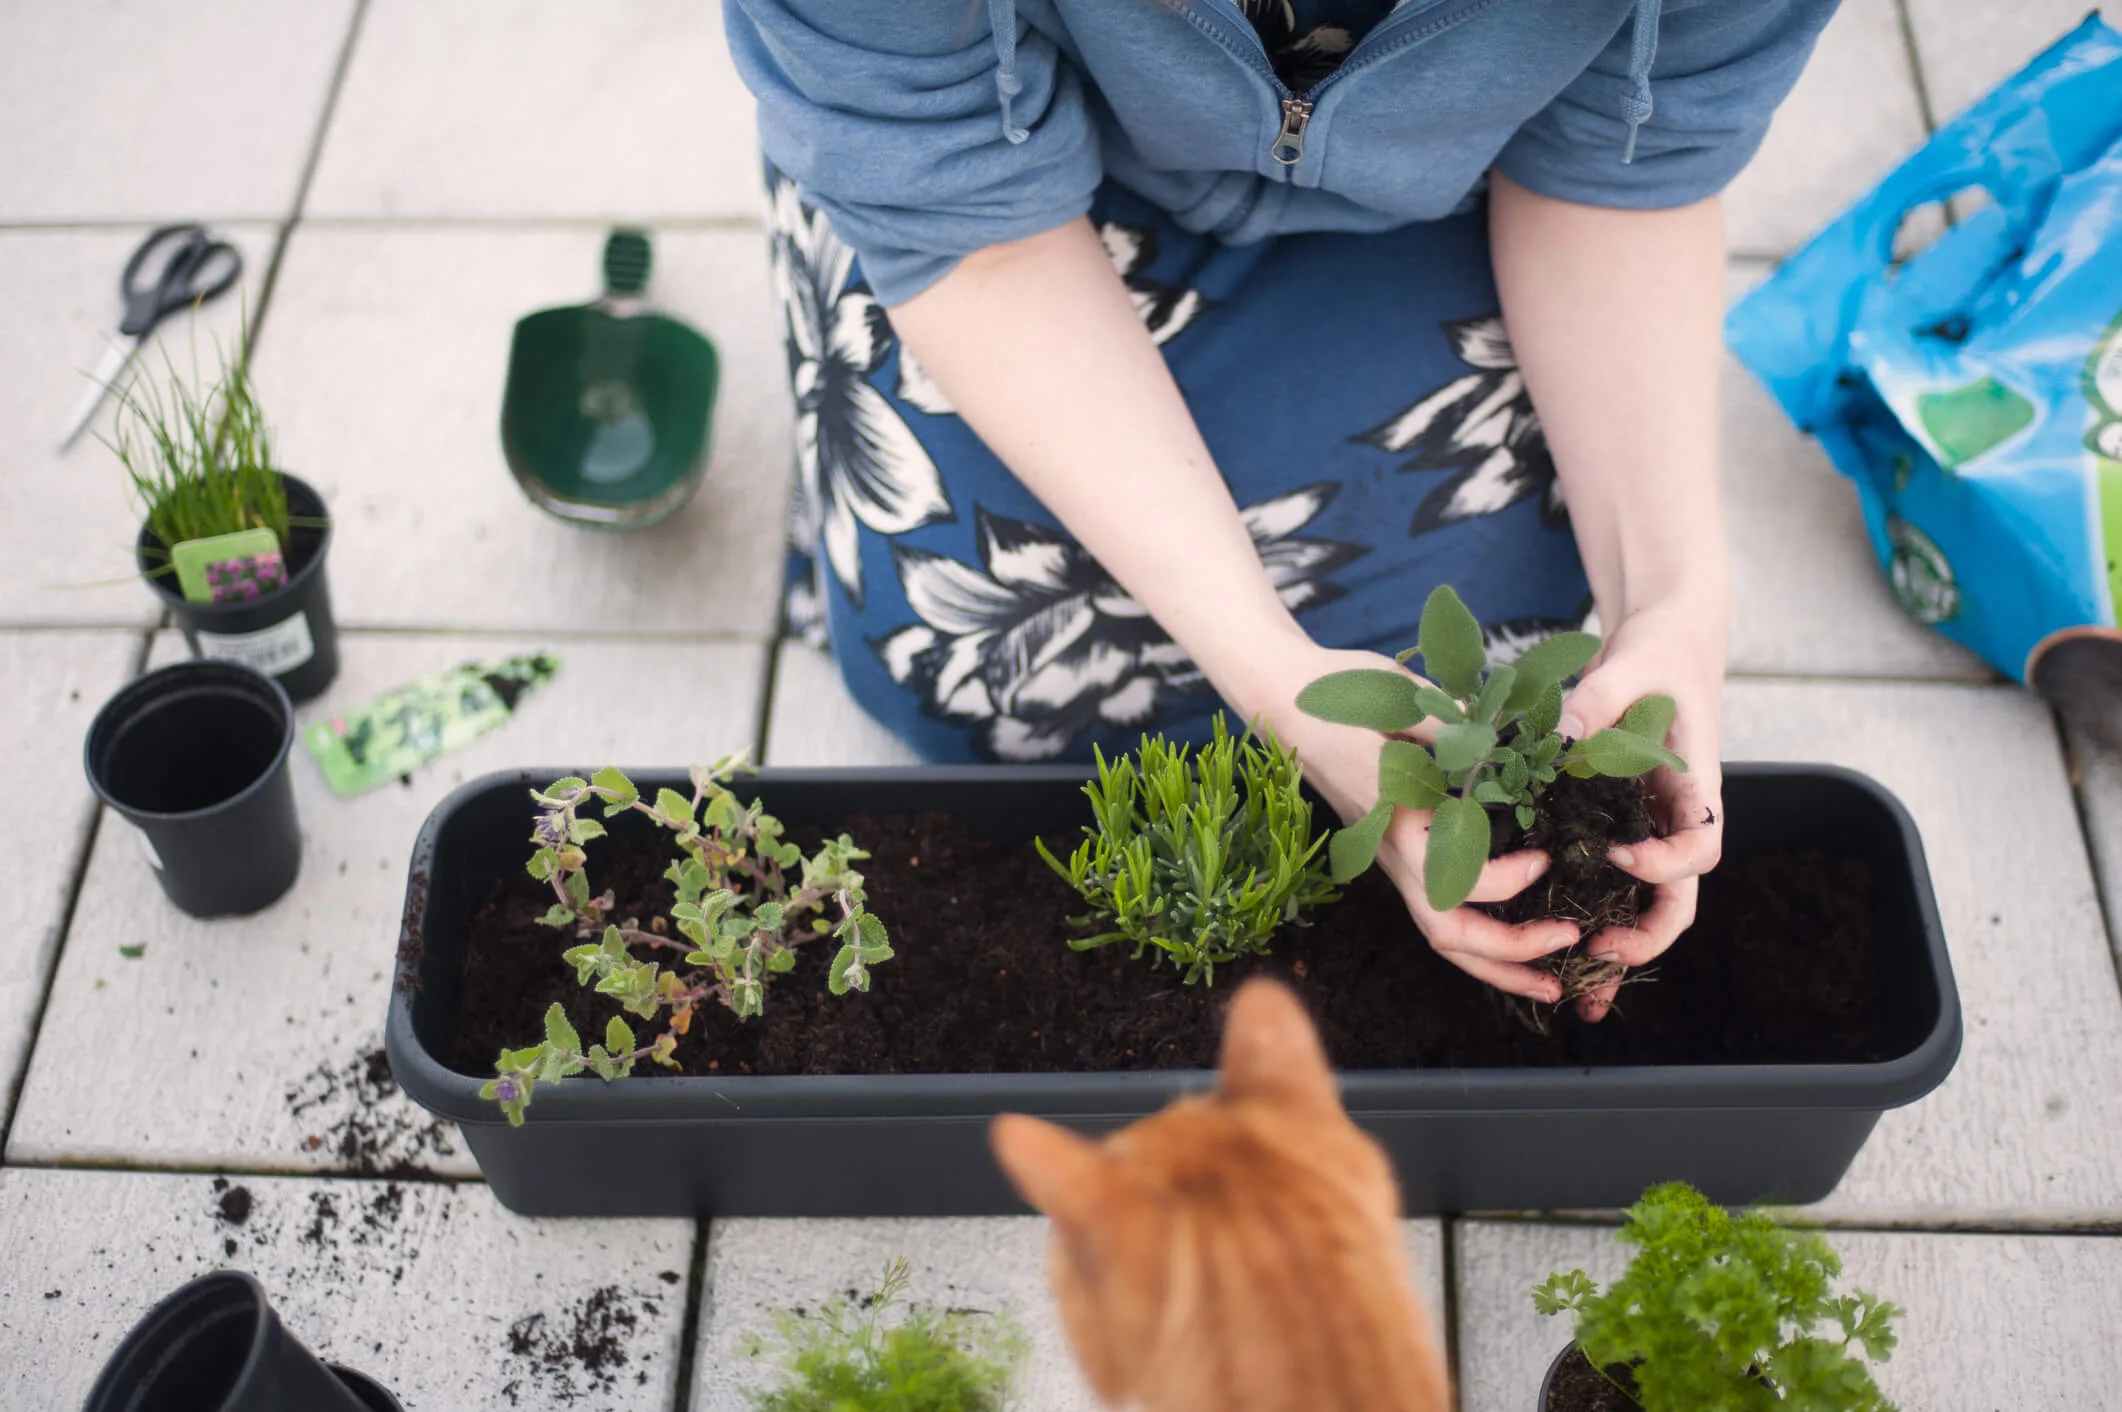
[482,756,890,1124]
[1533,1181,1902,1411]
[744,1258,1025,1412]
[1036,715,1337,985]
[1298,585,1685,913]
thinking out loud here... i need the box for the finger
[1422,904,1582,967]
[1576,977,1622,1024]
[1557,663,1640,740]
[1585,877,1698,969]
[1463,849,1553,905]
[1612,826,1719,885]
[1441,947,1566,1004]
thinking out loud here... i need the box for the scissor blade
[58,341,139,450]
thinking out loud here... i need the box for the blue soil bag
[1727,15,2122,739]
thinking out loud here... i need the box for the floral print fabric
[768,167,1591,763]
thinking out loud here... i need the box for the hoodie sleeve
[1494,0,1842,210]
[725,0,1102,306]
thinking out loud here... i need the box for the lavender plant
[481,756,890,1124]
[1297,585,1686,912]
[1035,715,1337,985]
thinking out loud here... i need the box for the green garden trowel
[501,230,718,527]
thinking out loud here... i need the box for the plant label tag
[303,653,560,797]
[195,612,315,677]
[169,528,283,605]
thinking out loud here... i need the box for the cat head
[989,979,1450,1412]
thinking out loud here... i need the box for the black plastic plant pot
[83,1270,400,1412]
[136,472,339,703]
[387,764,1962,1218]
[85,660,300,918]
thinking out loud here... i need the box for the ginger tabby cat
[990,979,1453,1412]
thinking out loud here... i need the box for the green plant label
[2087,312,2122,617]
[302,653,558,797]
[168,527,283,605]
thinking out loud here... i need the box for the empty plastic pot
[84,660,300,917]
[83,1270,400,1412]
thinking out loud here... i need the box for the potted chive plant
[387,593,1960,1219]
[113,337,338,701]
[1531,1181,1902,1411]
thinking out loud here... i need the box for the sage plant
[1298,586,1686,912]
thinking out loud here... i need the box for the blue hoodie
[727,0,1840,305]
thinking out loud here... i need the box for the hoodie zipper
[1181,0,1503,168]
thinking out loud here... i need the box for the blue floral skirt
[767,168,1590,764]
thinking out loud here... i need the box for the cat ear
[990,1113,1115,1225]
[1218,978,1341,1116]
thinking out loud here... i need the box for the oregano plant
[480,756,890,1125]
[1296,585,1686,912]
[1035,715,1337,985]
[1533,1181,1902,1411]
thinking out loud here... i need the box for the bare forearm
[1488,173,1729,643]
[887,218,1308,711]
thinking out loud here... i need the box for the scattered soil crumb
[499,1285,661,1406]
[285,1047,455,1174]
[212,1181,253,1228]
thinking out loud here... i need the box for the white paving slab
[1453,1218,2122,1412]
[695,1217,1446,1412]
[762,639,924,768]
[0,630,138,1127]
[307,0,761,222]
[252,225,791,636]
[7,630,767,1175]
[0,1167,691,1412]
[1906,1,2122,125]
[1721,679,2122,1226]
[0,2,351,224]
[1722,0,1930,259]
[0,225,273,627]
[2072,725,2122,975]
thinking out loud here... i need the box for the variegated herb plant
[482,756,890,1124]
[1297,586,1686,913]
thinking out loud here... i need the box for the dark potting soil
[1485,771,1657,934]
[444,808,1888,1079]
[1544,1347,1640,1412]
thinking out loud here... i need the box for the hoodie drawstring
[1619,0,1660,164]
[989,0,1030,144]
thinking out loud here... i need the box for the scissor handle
[118,223,243,337]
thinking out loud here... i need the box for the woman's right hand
[1245,644,1582,1005]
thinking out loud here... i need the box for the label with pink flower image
[203,550,287,604]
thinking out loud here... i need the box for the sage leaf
[1377,741,1448,811]
[1417,585,1486,700]
[1434,722,1498,775]
[1574,726,1687,777]
[1296,669,1424,732]
[1424,795,1491,912]
[1618,693,1678,746]
[1503,632,1600,712]
[543,1003,580,1055]
[1330,804,1393,884]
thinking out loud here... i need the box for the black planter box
[387,764,1960,1217]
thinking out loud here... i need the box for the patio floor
[3,2,2120,1407]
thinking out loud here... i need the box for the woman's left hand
[1555,601,1726,1022]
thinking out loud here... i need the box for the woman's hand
[1244,645,1585,1006]
[1555,602,1726,1020]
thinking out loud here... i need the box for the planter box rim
[388,761,1961,1131]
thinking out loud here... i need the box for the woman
[728,0,1836,1016]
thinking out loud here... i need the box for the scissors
[58,223,244,450]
